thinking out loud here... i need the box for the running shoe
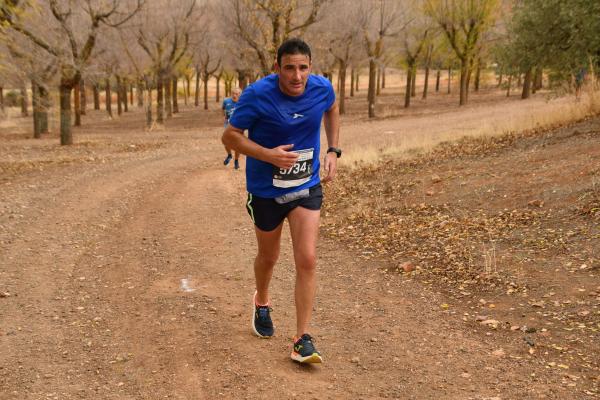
[223,154,232,165]
[234,159,240,170]
[291,333,322,364]
[252,291,274,338]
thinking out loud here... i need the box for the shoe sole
[291,352,323,364]
[252,291,273,338]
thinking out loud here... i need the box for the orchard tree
[1,0,143,145]
[425,0,499,106]
[226,0,326,76]
[360,0,403,118]
[134,0,199,123]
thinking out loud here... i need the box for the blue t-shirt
[229,74,335,198]
[222,97,237,121]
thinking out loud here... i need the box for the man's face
[275,53,311,97]
[232,90,241,102]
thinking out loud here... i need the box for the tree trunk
[105,77,112,118]
[474,61,481,92]
[339,60,347,115]
[80,79,87,116]
[534,68,543,90]
[447,68,452,94]
[382,66,386,89]
[59,80,73,145]
[156,77,164,123]
[215,76,221,103]
[122,80,128,113]
[517,74,522,87]
[39,85,49,134]
[20,86,28,117]
[203,76,209,110]
[172,77,179,113]
[498,72,503,87]
[31,80,41,138]
[195,69,201,106]
[129,84,134,106]
[350,67,355,97]
[459,62,468,105]
[137,80,144,108]
[507,75,512,97]
[355,70,359,92]
[73,76,81,126]
[185,76,190,105]
[466,65,472,102]
[238,69,248,89]
[116,76,123,116]
[164,77,172,118]
[93,84,100,110]
[423,65,430,99]
[367,59,376,118]
[0,86,4,113]
[405,65,412,108]
[411,66,416,97]
[521,68,532,99]
[146,84,153,128]
[435,69,441,92]
[376,66,381,96]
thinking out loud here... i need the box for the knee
[256,251,279,268]
[295,251,317,273]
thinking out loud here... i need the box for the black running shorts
[246,184,323,232]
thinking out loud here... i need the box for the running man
[222,87,242,169]
[222,38,341,364]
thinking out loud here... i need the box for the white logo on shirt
[292,113,304,119]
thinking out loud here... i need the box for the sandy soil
[0,88,598,399]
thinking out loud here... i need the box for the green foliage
[506,0,600,73]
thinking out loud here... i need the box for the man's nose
[292,69,301,80]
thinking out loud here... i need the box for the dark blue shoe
[291,333,322,363]
[252,291,274,338]
[223,154,232,165]
[234,159,240,170]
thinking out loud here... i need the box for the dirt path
[1,106,597,399]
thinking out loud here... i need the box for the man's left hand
[322,152,338,183]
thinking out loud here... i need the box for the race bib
[272,148,314,188]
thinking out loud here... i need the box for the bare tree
[1,0,143,144]
[360,0,402,118]
[134,0,201,123]
[318,0,362,115]
[226,0,325,76]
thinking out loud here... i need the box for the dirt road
[0,103,598,399]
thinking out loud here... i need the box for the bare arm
[322,100,340,183]
[222,125,299,169]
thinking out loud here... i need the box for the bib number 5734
[272,148,314,188]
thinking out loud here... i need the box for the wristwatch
[327,147,342,158]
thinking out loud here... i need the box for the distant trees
[425,0,499,105]
[2,0,599,145]
[360,0,402,118]
[502,0,600,95]
[227,0,325,76]
[1,0,142,144]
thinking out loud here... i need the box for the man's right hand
[269,144,299,169]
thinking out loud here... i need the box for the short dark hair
[276,38,311,66]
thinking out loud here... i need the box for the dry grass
[337,90,600,168]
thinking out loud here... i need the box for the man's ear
[273,61,280,73]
